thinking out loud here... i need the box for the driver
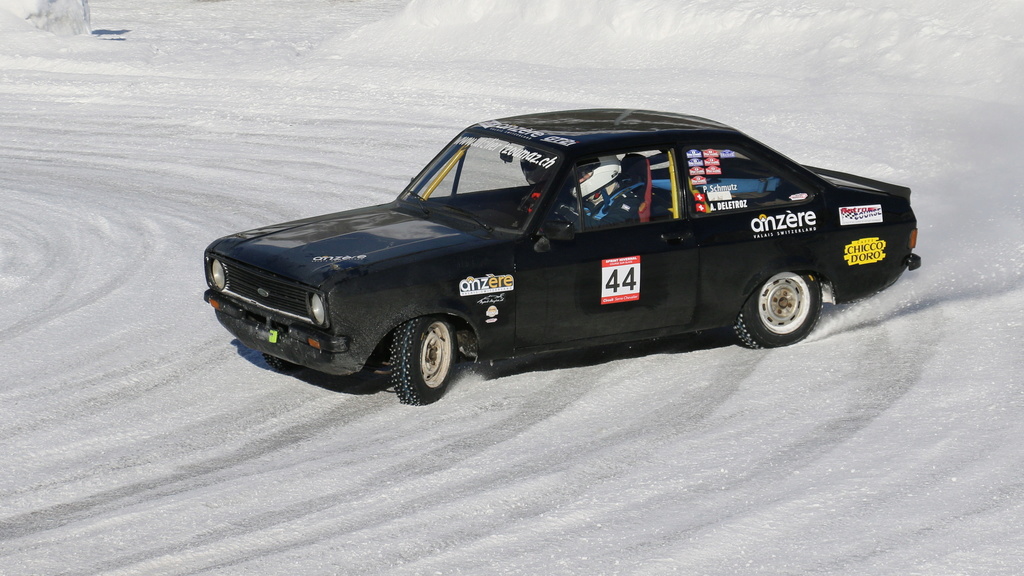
[578,156,642,226]
[578,156,621,197]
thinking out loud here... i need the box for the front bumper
[205,290,359,375]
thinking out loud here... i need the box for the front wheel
[390,316,457,405]
[735,272,822,349]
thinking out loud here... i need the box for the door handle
[660,232,691,245]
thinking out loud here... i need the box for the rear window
[682,147,816,216]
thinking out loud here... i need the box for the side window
[682,147,815,216]
[546,175,583,231]
[553,149,677,231]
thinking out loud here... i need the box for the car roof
[475,108,743,154]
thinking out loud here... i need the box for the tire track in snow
[136,318,945,576]
[33,344,767,575]
[0,186,157,340]
[0,376,395,544]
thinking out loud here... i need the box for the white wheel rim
[419,321,453,388]
[757,273,810,335]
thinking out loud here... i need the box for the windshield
[402,132,563,231]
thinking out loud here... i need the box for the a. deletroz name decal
[709,200,748,212]
[844,237,887,265]
[839,205,883,226]
[601,256,641,305]
[459,274,515,296]
[750,210,818,238]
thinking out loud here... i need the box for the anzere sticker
[459,274,514,296]
[601,256,641,304]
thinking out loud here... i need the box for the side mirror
[534,219,575,253]
[541,219,575,241]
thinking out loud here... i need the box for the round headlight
[210,259,226,291]
[309,293,326,325]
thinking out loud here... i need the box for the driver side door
[514,148,699,351]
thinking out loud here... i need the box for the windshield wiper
[434,203,494,232]
[405,196,431,217]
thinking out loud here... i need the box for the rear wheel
[390,316,457,405]
[735,272,821,349]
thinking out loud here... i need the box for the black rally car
[204,109,920,405]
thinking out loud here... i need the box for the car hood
[209,203,494,286]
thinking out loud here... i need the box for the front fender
[329,282,515,369]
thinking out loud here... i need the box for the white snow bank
[339,0,1024,103]
[0,0,90,35]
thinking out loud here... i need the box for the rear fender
[741,259,829,306]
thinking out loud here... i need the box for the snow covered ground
[1,0,1022,573]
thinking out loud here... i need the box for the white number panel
[601,256,641,305]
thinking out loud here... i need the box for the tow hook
[904,253,922,271]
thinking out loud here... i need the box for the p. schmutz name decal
[459,274,515,297]
[750,210,817,238]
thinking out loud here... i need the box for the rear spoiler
[804,165,911,200]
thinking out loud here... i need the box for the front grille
[222,260,311,321]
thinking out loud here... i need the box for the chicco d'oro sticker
[601,256,641,305]
[844,237,887,265]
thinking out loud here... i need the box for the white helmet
[578,156,621,196]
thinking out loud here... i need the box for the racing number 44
[601,256,641,305]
